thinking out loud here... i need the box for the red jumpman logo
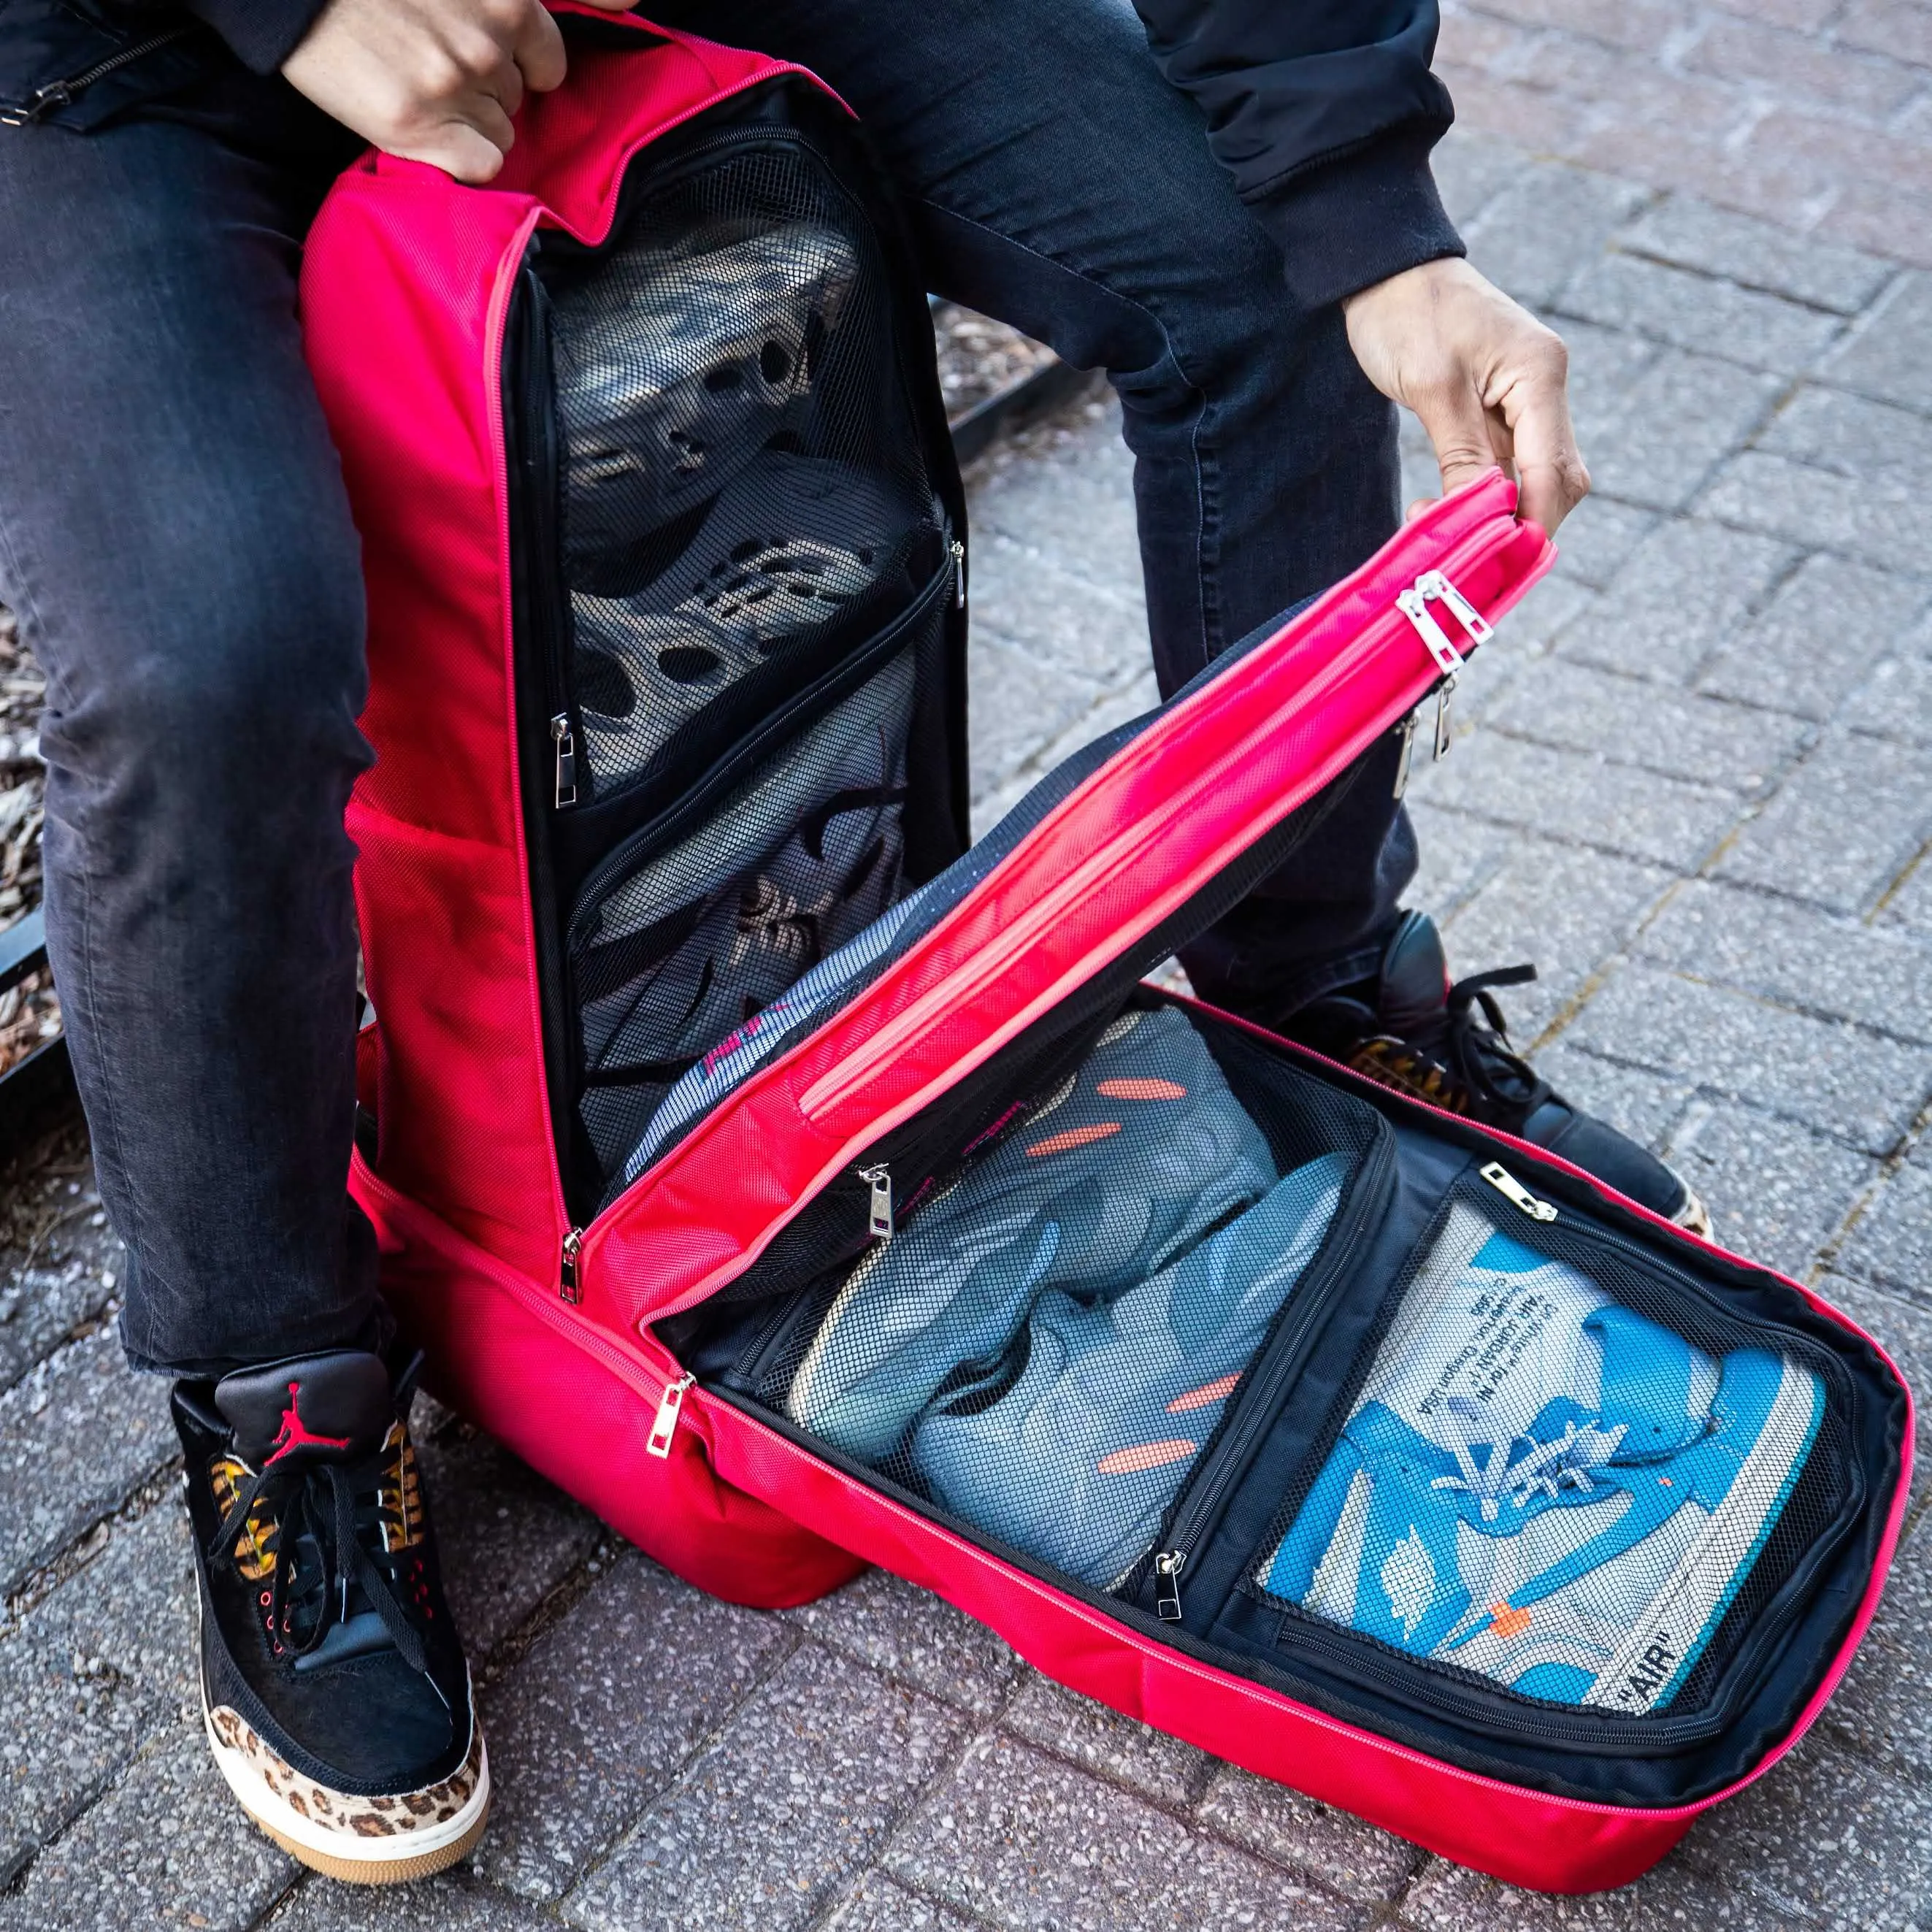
[266,1381,352,1465]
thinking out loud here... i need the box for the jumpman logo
[266,1381,352,1464]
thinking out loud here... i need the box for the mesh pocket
[543,136,936,805]
[570,635,926,1197]
[759,1003,1368,1590]
[1251,1177,1844,1719]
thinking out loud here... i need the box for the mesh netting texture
[540,134,951,1198]
[748,1005,1376,1590]
[1254,1190,1843,1719]
[545,140,938,806]
[572,627,938,1195]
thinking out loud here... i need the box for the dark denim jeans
[0,0,1412,1377]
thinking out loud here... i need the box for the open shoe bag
[302,10,1912,1894]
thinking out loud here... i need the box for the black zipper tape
[1,23,200,125]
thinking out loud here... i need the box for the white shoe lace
[1429,1396,1628,1524]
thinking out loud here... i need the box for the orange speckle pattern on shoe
[1027,1122,1122,1157]
[1168,1373,1241,1414]
[1097,1438,1198,1475]
[1095,1078,1188,1101]
[1487,1601,1533,1639]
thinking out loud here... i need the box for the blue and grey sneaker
[911,1152,1347,1587]
[787,1005,1278,1464]
[1259,1203,1824,1711]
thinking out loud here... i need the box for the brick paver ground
[4,41,1932,1932]
[1437,0,1932,266]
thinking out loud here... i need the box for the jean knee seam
[927,200,1218,669]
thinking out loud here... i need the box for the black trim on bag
[664,986,1907,1809]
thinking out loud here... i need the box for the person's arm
[278,0,632,185]
[1127,0,1458,313]
[184,0,331,76]
[1128,0,1587,534]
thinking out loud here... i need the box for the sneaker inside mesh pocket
[1257,1198,1825,1713]
[778,1004,1353,1587]
[570,648,914,1195]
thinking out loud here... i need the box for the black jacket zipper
[1,23,199,125]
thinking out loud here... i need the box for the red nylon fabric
[302,16,827,1281]
[308,26,1903,1890]
[583,478,1547,1335]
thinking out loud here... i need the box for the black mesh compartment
[713,1000,1380,1593]
[540,130,938,811]
[505,80,968,1217]
[569,603,946,1203]
[1246,1173,1854,1727]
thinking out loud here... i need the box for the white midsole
[200,1697,489,1864]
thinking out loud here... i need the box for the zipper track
[575,505,1529,1293]
[1224,1170,1862,1750]
[565,540,954,943]
[1144,1124,1398,1593]
[797,517,1516,1125]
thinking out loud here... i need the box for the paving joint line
[1806,1087,1932,1288]
[540,1616,817,1922]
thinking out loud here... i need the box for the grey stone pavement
[6,119,1932,1932]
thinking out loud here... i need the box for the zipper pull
[950,538,967,610]
[858,1163,894,1241]
[1481,1161,1558,1222]
[559,1227,584,1302]
[1153,1549,1187,1622]
[1392,710,1417,799]
[551,713,578,810]
[646,1373,697,1459]
[1396,586,1468,680]
[1417,568,1495,645]
[1433,678,1456,762]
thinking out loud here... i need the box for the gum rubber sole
[202,1697,491,1887]
[252,1803,490,1885]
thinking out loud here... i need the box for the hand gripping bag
[302,12,1912,1893]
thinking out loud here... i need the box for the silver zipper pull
[1396,586,1468,679]
[950,538,966,609]
[646,1373,697,1459]
[1481,1162,1558,1222]
[858,1163,894,1240]
[1433,678,1457,762]
[551,713,578,810]
[1154,1549,1186,1622]
[1417,568,1495,645]
[559,1227,584,1302]
[1392,712,1417,799]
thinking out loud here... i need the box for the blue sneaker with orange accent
[1258,1203,1823,1711]
[786,1005,1277,1465]
[910,1151,1347,1587]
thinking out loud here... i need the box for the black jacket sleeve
[182,0,326,74]
[1128,0,1463,309]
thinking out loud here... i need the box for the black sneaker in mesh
[1280,911,1712,1236]
[173,1349,486,1885]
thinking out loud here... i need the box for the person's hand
[283,0,635,185]
[1342,256,1590,537]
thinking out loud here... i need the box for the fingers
[512,1,568,91]
[413,116,510,183]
